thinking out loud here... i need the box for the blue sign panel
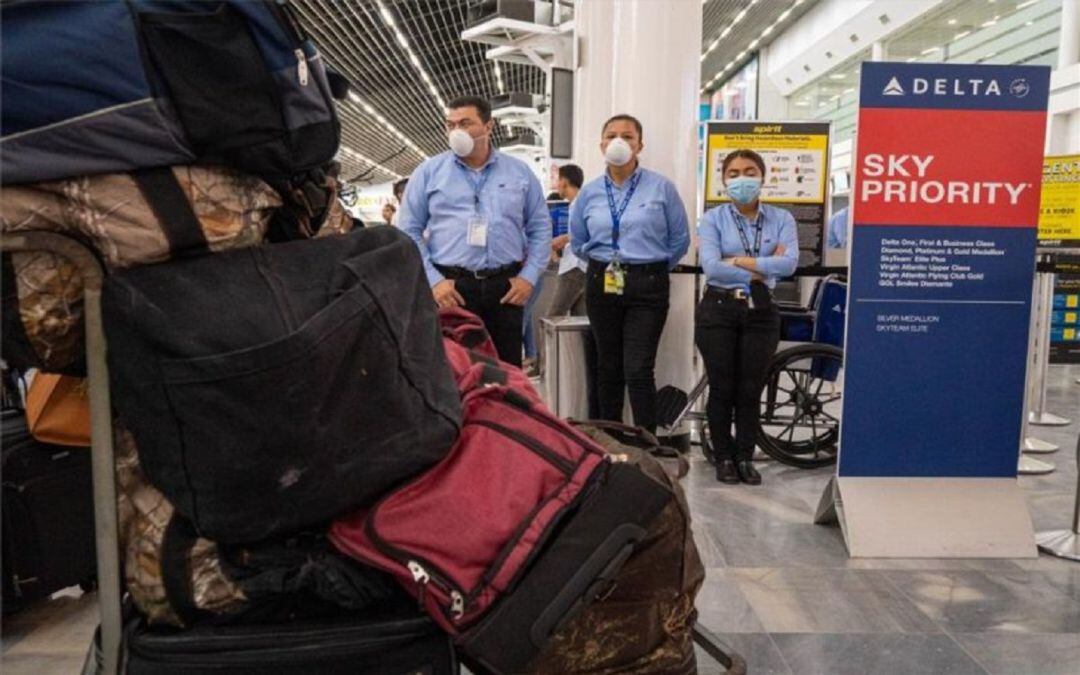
[838,62,1050,479]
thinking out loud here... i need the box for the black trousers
[585,260,670,434]
[694,289,780,462]
[440,267,524,367]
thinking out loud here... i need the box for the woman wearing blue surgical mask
[569,115,690,435]
[696,149,799,485]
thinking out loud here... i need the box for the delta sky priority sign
[816,62,1051,558]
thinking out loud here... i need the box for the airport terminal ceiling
[291,0,819,185]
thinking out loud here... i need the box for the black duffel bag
[103,226,461,543]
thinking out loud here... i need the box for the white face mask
[448,128,475,157]
[604,137,633,166]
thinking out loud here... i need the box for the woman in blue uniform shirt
[569,114,690,434]
[697,149,798,485]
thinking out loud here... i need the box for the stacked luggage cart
[2,231,748,675]
[2,2,746,671]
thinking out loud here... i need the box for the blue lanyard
[604,172,642,256]
[731,205,764,257]
[459,163,491,213]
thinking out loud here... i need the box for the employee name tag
[603,262,625,295]
[467,217,488,247]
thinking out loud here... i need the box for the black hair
[448,95,492,123]
[601,114,643,140]
[546,191,561,201]
[393,178,409,200]
[557,163,584,189]
[721,149,766,177]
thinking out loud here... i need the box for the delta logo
[880,75,1031,99]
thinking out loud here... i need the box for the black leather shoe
[716,459,739,484]
[736,461,762,485]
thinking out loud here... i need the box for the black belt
[587,259,668,275]
[705,286,752,301]
[435,262,522,280]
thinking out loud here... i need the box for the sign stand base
[1023,437,1059,453]
[815,477,1037,558]
[1029,412,1072,426]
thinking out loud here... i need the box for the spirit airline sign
[839,62,1050,478]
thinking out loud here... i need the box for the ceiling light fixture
[981,17,999,27]
[700,0,762,62]
[346,91,429,160]
[1017,0,1039,8]
[922,46,940,55]
[948,18,957,25]
[492,62,505,95]
[906,56,917,62]
[954,30,972,40]
[338,146,404,181]
[700,0,804,94]
[829,73,846,79]
[374,0,447,111]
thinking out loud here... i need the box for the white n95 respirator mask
[448,129,475,157]
[604,138,633,166]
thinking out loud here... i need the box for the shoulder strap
[132,168,210,259]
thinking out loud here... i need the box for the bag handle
[132,167,210,259]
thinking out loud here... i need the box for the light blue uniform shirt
[399,149,551,286]
[827,206,849,249]
[569,167,690,269]
[698,203,799,291]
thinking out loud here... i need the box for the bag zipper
[268,1,310,86]
[295,49,309,86]
[408,561,466,621]
[363,515,469,622]
[471,420,575,474]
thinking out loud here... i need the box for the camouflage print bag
[1,166,280,374]
[522,423,706,675]
[115,421,396,628]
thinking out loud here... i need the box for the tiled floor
[686,364,1080,675]
[3,366,1078,674]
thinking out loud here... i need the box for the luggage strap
[132,168,211,259]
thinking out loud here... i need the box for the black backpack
[1,0,341,238]
[102,227,463,543]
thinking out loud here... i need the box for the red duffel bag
[329,335,607,634]
[330,309,673,672]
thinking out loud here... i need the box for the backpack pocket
[138,4,285,154]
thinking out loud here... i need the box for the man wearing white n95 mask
[399,96,551,367]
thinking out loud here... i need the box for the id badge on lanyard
[604,173,641,295]
[467,216,488,247]
[604,260,625,295]
[466,168,489,248]
[737,212,766,310]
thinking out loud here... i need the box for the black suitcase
[1,408,97,612]
[85,604,459,674]
[459,462,674,674]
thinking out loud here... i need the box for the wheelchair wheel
[757,343,843,469]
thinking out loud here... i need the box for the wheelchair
[666,275,846,469]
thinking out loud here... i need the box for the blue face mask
[726,176,762,205]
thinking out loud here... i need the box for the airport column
[1048,0,1079,154]
[572,0,702,443]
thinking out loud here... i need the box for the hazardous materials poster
[704,121,830,272]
